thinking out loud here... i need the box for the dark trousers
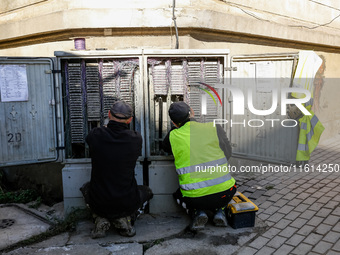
[80,182,153,221]
[173,184,237,214]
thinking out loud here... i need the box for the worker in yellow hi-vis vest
[292,51,325,163]
[162,102,236,231]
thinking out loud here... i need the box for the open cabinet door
[229,53,299,164]
[0,58,59,166]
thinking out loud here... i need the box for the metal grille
[67,63,85,143]
[149,58,224,155]
[65,59,139,148]
[0,219,15,229]
[102,61,117,114]
[86,63,101,121]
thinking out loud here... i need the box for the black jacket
[86,120,142,216]
[162,119,232,160]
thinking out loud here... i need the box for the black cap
[110,101,133,119]
[169,101,191,125]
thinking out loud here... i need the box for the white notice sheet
[256,61,276,93]
[0,64,28,102]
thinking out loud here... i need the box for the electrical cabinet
[0,50,301,214]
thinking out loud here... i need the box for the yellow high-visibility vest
[169,121,235,197]
[296,106,325,161]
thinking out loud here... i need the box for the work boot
[91,216,111,239]
[112,216,136,237]
[189,210,208,231]
[213,208,228,227]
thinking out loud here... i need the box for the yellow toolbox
[227,191,259,229]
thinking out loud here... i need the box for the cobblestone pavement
[235,137,340,255]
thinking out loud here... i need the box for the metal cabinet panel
[62,159,143,214]
[0,58,57,166]
[230,54,299,164]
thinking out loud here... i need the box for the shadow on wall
[1,162,63,205]
[312,55,325,113]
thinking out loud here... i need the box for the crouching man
[81,100,153,238]
[163,102,236,231]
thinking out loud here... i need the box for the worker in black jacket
[81,100,153,238]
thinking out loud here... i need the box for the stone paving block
[274,184,286,190]
[314,223,333,235]
[303,233,323,245]
[295,179,307,185]
[263,206,280,215]
[258,201,273,210]
[296,193,311,200]
[317,196,332,204]
[266,221,275,227]
[277,189,290,195]
[302,197,317,205]
[268,212,286,223]
[258,180,269,186]
[278,205,294,214]
[278,226,298,238]
[273,244,294,255]
[267,194,284,202]
[266,236,287,249]
[297,225,315,236]
[306,252,320,255]
[308,202,324,211]
[310,192,325,198]
[293,204,310,213]
[282,193,297,200]
[306,179,319,185]
[242,192,252,198]
[312,241,333,254]
[324,201,339,210]
[326,182,339,188]
[273,199,289,207]
[304,187,318,194]
[323,231,340,243]
[287,198,304,207]
[316,208,332,217]
[323,215,340,226]
[286,234,306,246]
[290,218,308,228]
[319,179,332,185]
[307,216,324,227]
[299,210,316,220]
[254,196,268,204]
[237,247,258,255]
[287,183,299,189]
[274,219,292,230]
[327,250,340,255]
[325,191,338,197]
[262,227,281,239]
[255,246,275,255]
[291,243,313,255]
[249,236,270,250]
[249,190,266,200]
[332,222,340,232]
[300,183,312,189]
[246,180,258,186]
[332,239,340,251]
[257,213,270,221]
[291,187,305,194]
[284,211,301,221]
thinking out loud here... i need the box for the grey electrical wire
[224,1,340,30]
[172,0,179,49]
